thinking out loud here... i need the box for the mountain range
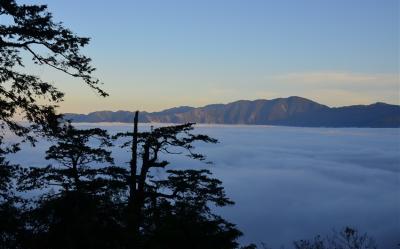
[64,96,400,127]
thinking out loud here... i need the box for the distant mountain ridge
[64,96,400,128]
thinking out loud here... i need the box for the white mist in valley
[9,124,400,248]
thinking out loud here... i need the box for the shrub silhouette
[293,227,378,249]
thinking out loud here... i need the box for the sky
[20,0,400,113]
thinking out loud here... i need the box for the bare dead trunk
[128,111,144,247]
[129,111,139,203]
[132,143,149,235]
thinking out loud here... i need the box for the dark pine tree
[143,169,243,249]
[1,1,107,247]
[114,112,244,248]
[18,123,127,249]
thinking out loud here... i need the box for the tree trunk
[128,111,143,247]
[129,111,138,203]
[130,142,150,248]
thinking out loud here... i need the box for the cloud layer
[9,124,400,248]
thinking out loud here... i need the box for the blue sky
[22,0,399,112]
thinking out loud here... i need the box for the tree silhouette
[0,151,24,249]
[143,169,242,249]
[0,125,24,248]
[0,149,17,202]
[1,2,107,244]
[1,2,247,247]
[0,0,106,144]
[113,112,249,247]
[0,1,110,246]
[111,112,262,249]
[294,227,378,249]
[14,115,245,249]
[18,123,127,249]
[18,123,125,193]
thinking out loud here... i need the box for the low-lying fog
[8,124,400,248]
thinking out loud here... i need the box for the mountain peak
[64,97,400,127]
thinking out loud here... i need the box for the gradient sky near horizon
[21,0,399,113]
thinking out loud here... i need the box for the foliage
[18,122,126,193]
[16,118,244,249]
[21,191,125,249]
[293,227,378,249]
[113,114,243,247]
[143,169,242,249]
[0,0,106,146]
[1,2,109,246]
[17,123,126,249]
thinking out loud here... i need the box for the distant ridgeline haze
[65,96,400,128]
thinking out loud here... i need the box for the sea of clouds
[8,124,400,248]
